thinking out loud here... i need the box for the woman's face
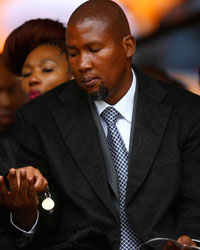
[22,44,72,99]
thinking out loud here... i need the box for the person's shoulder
[31,79,75,103]
[154,80,200,125]
[0,127,18,173]
[135,67,200,117]
[0,126,16,148]
[159,79,200,107]
[19,80,77,115]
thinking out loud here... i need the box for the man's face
[66,18,133,104]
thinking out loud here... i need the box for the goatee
[83,84,109,103]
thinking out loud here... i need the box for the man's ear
[122,35,136,58]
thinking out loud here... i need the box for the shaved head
[67,0,131,40]
[66,0,136,104]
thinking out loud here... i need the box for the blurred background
[0,0,199,94]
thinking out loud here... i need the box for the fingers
[0,176,10,207]
[0,176,8,195]
[34,176,48,192]
[19,169,28,197]
[15,169,21,187]
[4,167,47,207]
[16,170,37,202]
[8,169,33,201]
[28,177,38,207]
[13,166,48,193]
[0,169,39,229]
[177,235,197,248]
[8,169,19,199]
[28,167,48,192]
[9,167,31,188]
[12,176,38,231]
[165,240,180,250]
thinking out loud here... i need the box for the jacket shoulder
[18,80,78,116]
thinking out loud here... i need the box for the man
[1,0,200,249]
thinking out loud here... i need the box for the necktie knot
[101,107,120,126]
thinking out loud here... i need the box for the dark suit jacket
[13,68,200,250]
[0,126,18,175]
[0,228,16,250]
[0,128,18,250]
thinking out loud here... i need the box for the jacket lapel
[127,70,173,204]
[53,82,117,218]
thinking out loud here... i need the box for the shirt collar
[95,69,136,123]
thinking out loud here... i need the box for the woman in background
[0,17,73,193]
[1,18,73,169]
[3,18,72,100]
[0,18,73,249]
[1,18,73,174]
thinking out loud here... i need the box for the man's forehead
[67,15,110,31]
[66,18,112,47]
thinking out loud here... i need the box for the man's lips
[82,77,99,87]
[29,90,42,100]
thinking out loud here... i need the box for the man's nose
[78,53,92,72]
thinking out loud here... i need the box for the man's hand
[0,168,38,231]
[7,166,48,192]
[163,235,197,250]
[177,235,197,248]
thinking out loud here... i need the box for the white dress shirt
[94,69,136,152]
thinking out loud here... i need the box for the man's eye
[43,68,53,73]
[23,72,31,78]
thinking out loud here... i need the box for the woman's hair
[3,18,67,76]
